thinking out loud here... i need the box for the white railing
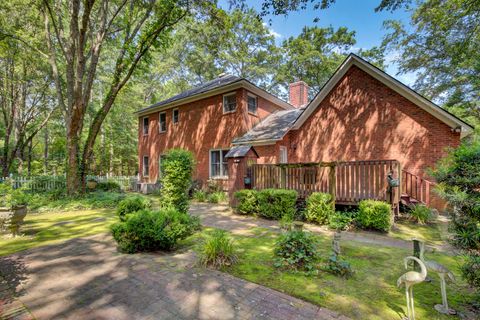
[0,175,139,192]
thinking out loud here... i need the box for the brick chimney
[288,81,309,108]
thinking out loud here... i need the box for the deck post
[328,163,336,209]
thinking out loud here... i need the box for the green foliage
[96,181,122,193]
[199,229,237,268]
[24,176,66,193]
[274,230,319,271]
[160,149,195,213]
[116,196,152,221]
[461,253,480,291]
[234,189,258,215]
[409,205,433,224]
[432,138,480,292]
[323,253,354,278]
[357,200,392,232]
[111,208,200,254]
[192,190,207,202]
[328,211,355,231]
[207,191,227,204]
[304,192,334,225]
[0,182,28,208]
[256,189,297,220]
[27,191,125,212]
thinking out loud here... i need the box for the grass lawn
[0,209,116,256]
[184,227,476,320]
[389,219,444,245]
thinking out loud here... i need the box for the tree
[380,0,480,125]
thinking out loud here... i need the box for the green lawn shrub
[234,189,258,215]
[324,253,354,278]
[409,204,433,224]
[160,149,195,213]
[207,191,227,204]
[200,229,237,268]
[461,253,480,291]
[257,189,297,220]
[357,200,392,232]
[111,208,200,253]
[274,230,318,271]
[193,190,207,202]
[328,211,356,231]
[96,181,122,193]
[304,192,334,225]
[27,191,125,212]
[116,196,151,221]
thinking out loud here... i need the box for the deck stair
[401,169,435,207]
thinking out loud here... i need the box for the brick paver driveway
[0,233,348,320]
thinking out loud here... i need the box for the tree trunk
[43,126,49,175]
[27,139,33,178]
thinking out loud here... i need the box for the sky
[219,0,417,86]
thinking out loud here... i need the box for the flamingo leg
[405,285,411,320]
[439,273,448,310]
[410,286,415,320]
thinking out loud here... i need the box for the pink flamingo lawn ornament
[397,256,427,320]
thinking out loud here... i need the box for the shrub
[199,230,237,268]
[206,179,223,193]
[304,192,334,225]
[461,253,480,290]
[193,190,207,202]
[357,200,392,232]
[96,181,122,193]
[274,230,318,271]
[111,208,199,253]
[257,189,297,220]
[324,254,354,278]
[160,149,195,213]
[116,196,151,221]
[27,191,125,212]
[234,189,258,215]
[0,182,28,208]
[328,211,356,231]
[409,205,433,224]
[207,191,227,204]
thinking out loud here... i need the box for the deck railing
[249,160,400,206]
[401,170,434,205]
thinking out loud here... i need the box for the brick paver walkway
[0,233,349,320]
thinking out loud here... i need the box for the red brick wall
[138,88,283,184]
[280,66,460,179]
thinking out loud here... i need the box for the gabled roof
[224,145,258,158]
[232,108,304,145]
[292,54,474,138]
[136,75,293,116]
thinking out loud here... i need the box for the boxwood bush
[304,192,334,225]
[116,196,151,221]
[160,149,195,213]
[234,189,258,215]
[357,200,392,232]
[111,208,200,253]
[257,189,297,220]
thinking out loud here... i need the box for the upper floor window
[247,94,258,114]
[143,156,149,177]
[159,112,166,132]
[210,149,229,178]
[172,109,179,124]
[143,117,149,135]
[223,92,237,113]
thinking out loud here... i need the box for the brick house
[136,54,473,204]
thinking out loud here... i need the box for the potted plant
[0,181,28,236]
[87,177,98,190]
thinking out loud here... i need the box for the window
[143,156,149,177]
[223,93,237,113]
[210,149,229,178]
[279,146,287,164]
[143,117,149,135]
[159,112,166,132]
[247,94,257,114]
[172,109,179,124]
[158,154,166,180]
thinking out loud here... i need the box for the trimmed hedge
[357,200,392,232]
[111,208,200,253]
[304,192,334,225]
[234,189,258,215]
[257,189,297,220]
[116,196,151,221]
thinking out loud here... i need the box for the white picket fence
[0,175,139,192]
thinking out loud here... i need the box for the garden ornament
[418,241,456,315]
[397,256,427,320]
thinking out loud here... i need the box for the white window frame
[279,146,288,164]
[142,155,149,177]
[159,112,167,133]
[142,117,149,135]
[209,149,229,179]
[222,92,237,114]
[247,93,258,115]
[172,108,179,124]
